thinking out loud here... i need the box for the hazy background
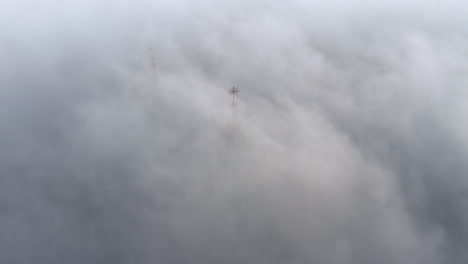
[1,0,468,263]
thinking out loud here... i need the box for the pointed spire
[229,87,239,119]
[148,45,157,83]
[229,86,239,98]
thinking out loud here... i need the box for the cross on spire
[229,86,239,99]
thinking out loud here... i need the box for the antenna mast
[148,45,156,82]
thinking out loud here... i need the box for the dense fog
[2,0,468,263]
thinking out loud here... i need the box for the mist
[2,0,468,263]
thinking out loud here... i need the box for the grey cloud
[1,0,468,263]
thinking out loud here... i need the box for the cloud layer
[2,0,468,263]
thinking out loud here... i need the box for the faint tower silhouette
[148,45,156,83]
[229,86,239,119]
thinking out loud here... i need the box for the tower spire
[148,45,156,83]
[228,86,239,118]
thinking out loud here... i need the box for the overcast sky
[2,0,468,263]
